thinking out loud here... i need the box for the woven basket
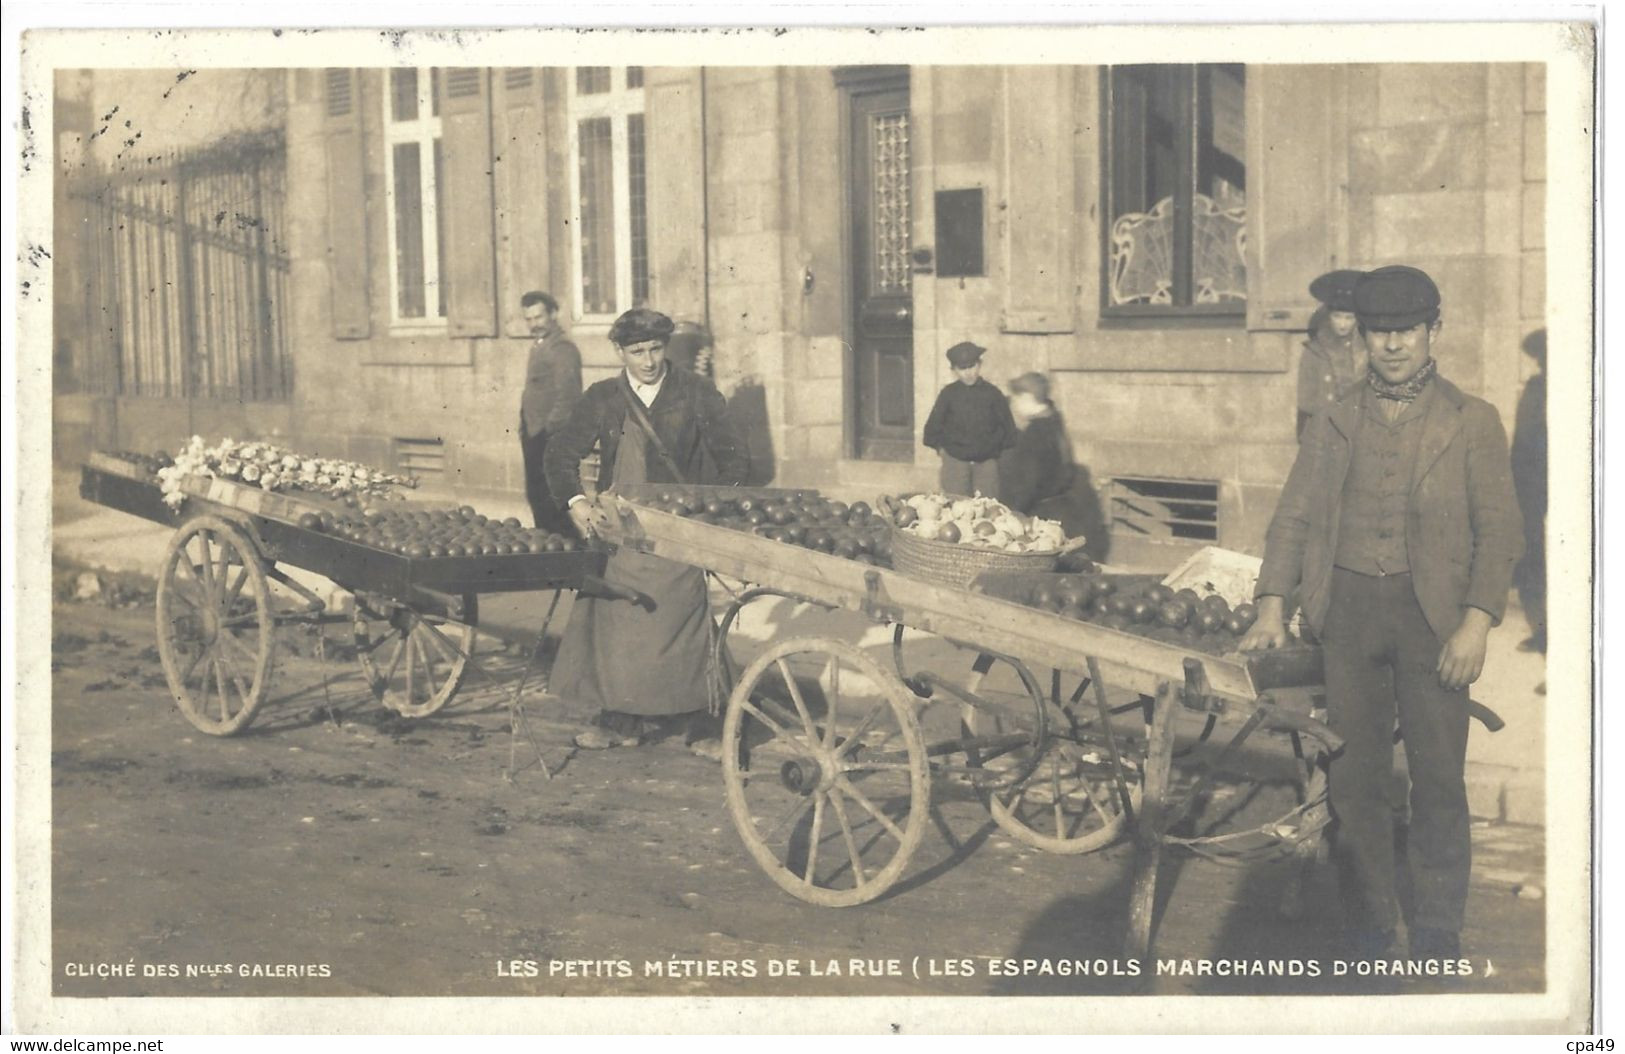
[887,525,1060,588]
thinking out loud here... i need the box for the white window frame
[382,67,446,331]
[567,67,646,324]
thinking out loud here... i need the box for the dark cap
[1009,371,1050,400]
[946,341,986,368]
[1308,269,1365,313]
[1354,266,1442,330]
[608,307,675,348]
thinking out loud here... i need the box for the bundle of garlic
[155,435,416,509]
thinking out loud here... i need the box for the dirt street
[47,574,1547,1001]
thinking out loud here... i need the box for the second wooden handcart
[80,453,608,735]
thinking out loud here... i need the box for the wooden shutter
[1001,66,1077,334]
[496,68,550,337]
[324,68,370,339]
[1245,65,1350,331]
[441,67,498,338]
[645,68,707,323]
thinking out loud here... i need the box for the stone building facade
[55,62,1547,567]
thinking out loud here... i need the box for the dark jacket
[521,328,584,438]
[999,412,1074,514]
[1256,375,1524,641]
[1296,312,1364,439]
[543,366,749,502]
[922,379,1018,463]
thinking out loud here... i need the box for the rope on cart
[1160,795,1332,865]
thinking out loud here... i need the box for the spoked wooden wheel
[155,515,275,736]
[352,594,478,717]
[965,657,1141,855]
[722,637,930,907]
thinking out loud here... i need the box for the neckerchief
[1368,356,1437,402]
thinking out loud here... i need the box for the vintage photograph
[10,20,1596,1035]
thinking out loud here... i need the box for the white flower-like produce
[993,512,1026,538]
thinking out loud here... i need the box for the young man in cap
[544,307,749,752]
[1298,269,1369,440]
[518,290,582,535]
[921,341,1018,497]
[1241,265,1523,962]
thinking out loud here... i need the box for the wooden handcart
[79,453,607,737]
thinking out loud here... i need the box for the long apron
[549,419,718,717]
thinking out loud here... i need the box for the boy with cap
[1242,265,1523,962]
[1297,269,1368,440]
[921,341,1018,497]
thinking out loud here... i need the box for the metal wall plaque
[934,187,984,278]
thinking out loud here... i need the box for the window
[1102,65,1247,321]
[383,67,447,327]
[568,67,649,320]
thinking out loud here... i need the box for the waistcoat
[1333,387,1433,575]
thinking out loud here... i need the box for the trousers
[520,424,571,535]
[939,453,1001,499]
[1321,568,1472,934]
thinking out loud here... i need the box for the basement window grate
[1107,476,1220,542]
[393,437,446,483]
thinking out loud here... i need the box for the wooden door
[848,78,914,461]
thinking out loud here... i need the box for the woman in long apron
[542,308,750,749]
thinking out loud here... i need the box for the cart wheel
[965,658,1141,855]
[722,637,930,907]
[353,594,478,718]
[155,515,275,736]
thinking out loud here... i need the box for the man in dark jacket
[1242,266,1523,963]
[544,308,749,751]
[519,290,582,534]
[922,341,1018,497]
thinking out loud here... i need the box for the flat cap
[946,341,986,367]
[1354,265,1441,330]
[1308,269,1365,313]
[608,307,675,347]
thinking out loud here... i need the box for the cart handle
[1252,705,1345,757]
[1469,700,1505,733]
[579,574,651,610]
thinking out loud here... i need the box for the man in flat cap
[544,307,749,752]
[1242,265,1523,963]
[921,341,1018,497]
[518,290,583,535]
[1297,270,1368,440]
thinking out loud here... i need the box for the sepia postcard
[7,16,1598,1036]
